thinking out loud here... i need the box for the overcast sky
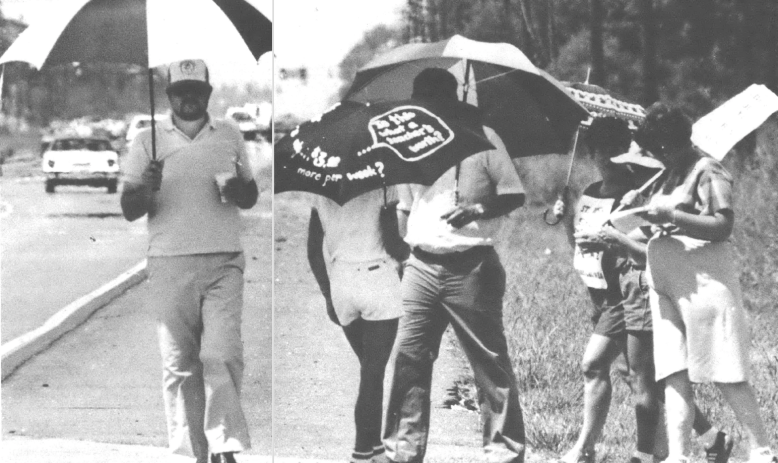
[273,0,404,70]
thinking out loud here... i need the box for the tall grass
[480,126,778,461]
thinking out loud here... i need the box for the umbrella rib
[472,68,523,85]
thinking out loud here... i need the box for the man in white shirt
[382,68,527,463]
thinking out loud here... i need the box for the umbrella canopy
[0,0,272,160]
[274,99,495,205]
[345,35,589,158]
[564,82,646,131]
[0,0,272,69]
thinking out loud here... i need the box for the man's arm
[223,177,259,209]
[441,193,524,229]
[306,208,339,325]
[397,208,409,239]
[120,160,163,221]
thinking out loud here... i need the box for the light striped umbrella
[0,0,272,158]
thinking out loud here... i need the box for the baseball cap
[167,59,212,93]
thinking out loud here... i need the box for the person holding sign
[382,68,526,463]
[554,116,663,463]
[554,117,731,463]
[635,103,777,463]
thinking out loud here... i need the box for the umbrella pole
[543,125,580,225]
[148,68,157,161]
[454,60,473,206]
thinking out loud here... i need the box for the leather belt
[412,245,491,263]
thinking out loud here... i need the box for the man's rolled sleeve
[396,184,414,212]
[122,131,151,185]
[230,124,254,183]
[483,127,525,197]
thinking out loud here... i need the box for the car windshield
[51,139,112,151]
[231,112,253,122]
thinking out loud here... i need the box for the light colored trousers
[147,253,251,462]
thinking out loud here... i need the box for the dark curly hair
[635,102,692,155]
[585,116,632,154]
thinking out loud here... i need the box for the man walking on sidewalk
[120,59,259,463]
[382,68,527,463]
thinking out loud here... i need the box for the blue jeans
[383,247,525,463]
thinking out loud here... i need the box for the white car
[225,107,260,140]
[125,114,168,143]
[42,137,120,193]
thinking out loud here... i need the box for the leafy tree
[337,25,402,99]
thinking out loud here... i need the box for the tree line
[339,0,778,118]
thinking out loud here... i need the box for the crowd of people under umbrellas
[299,66,778,463]
[118,50,775,463]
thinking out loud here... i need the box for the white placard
[609,206,651,234]
[692,84,778,161]
[573,195,615,289]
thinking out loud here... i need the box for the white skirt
[646,235,751,383]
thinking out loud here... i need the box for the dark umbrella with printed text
[274,99,495,205]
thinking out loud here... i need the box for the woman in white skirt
[635,103,776,463]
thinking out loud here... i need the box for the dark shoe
[554,449,596,463]
[211,453,237,463]
[705,432,734,463]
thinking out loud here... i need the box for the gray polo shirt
[122,115,253,256]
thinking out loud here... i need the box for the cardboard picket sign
[573,195,615,289]
[692,84,778,161]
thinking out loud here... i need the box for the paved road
[0,174,147,341]
[0,140,270,343]
[2,193,273,459]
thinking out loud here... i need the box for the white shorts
[330,258,403,326]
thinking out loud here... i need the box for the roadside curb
[1,260,148,380]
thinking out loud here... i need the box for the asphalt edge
[1,259,148,381]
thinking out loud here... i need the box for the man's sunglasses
[167,83,211,97]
